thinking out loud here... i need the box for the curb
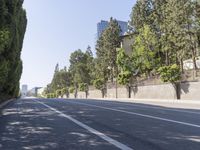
[0,99,15,109]
[76,98,200,105]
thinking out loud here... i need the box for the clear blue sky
[20,0,136,89]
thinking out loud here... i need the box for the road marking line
[36,100,133,150]
[129,104,200,115]
[99,101,200,115]
[0,99,14,109]
[67,101,200,128]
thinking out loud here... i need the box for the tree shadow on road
[0,99,115,150]
[60,98,200,150]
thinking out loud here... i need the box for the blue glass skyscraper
[97,20,128,38]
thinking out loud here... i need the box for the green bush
[69,87,75,93]
[93,79,104,90]
[158,64,181,83]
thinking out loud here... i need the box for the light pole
[108,64,118,99]
[115,67,118,99]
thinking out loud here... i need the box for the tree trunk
[66,92,69,98]
[192,48,198,70]
[165,50,169,66]
[126,86,131,98]
[74,89,77,98]
[173,82,181,100]
[188,23,198,70]
[180,58,184,74]
[85,90,88,99]
[101,90,104,98]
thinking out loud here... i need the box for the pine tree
[130,0,154,31]
[96,18,121,82]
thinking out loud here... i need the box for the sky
[20,0,136,89]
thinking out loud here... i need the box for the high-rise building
[97,20,128,38]
[21,84,28,97]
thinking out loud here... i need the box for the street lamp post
[115,67,118,99]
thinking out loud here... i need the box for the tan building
[120,33,135,55]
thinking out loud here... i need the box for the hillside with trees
[44,0,200,100]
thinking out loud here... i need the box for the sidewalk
[94,97,200,104]
[83,98,200,110]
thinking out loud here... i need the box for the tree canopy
[0,0,27,101]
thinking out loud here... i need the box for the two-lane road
[0,98,200,150]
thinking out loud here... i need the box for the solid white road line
[128,104,200,115]
[0,99,14,109]
[67,101,200,128]
[36,100,133,150]
[99,101,200,115]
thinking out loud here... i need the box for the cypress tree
[0,0,27,101]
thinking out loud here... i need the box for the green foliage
[49,65,72,93]
[79,83,88,92]
[69,49,93,85]
[61,88,67,95]
[93,79,104,90]
[118,71,132,85]
[45,0,200,99]
[46,93,56,98]
[117,48,133,85]
[158,64,181,83]
[0,29,9,54]
[0,59,9,86]
[129,0,200,79]
[56,89,62,98]
[95,18,121,84]
[0,0,27,101]
[130,0,153,30]
[46,47,94,97]
[132,25,159,76]
[69,87,75,94]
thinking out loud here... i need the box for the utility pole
[115,64,118,99]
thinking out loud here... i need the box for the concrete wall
[107,87,128,98]
[88,90,102,98]
[181,82,200,100]
[67,81,200,100]
[131,84,176,100]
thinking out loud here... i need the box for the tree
[67,48,95,98]
[95,35,109,97]
[103,18,121,81]
[54,63,59,73]
[130,0,154,31]
[0,0,27,101]
[117,48,135,98]
[48,65,72,95]
[79,83,89,98]
[69,49,92,85]
[132,24,159,77]
[94,18,121,97]
[152,0,198,71]
[93,78,106,98]
[85,46,95,84]
[158,64,181,99]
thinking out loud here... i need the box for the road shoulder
[0,99,15,109]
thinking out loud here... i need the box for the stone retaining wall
[67,81,200,100]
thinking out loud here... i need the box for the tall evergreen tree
[130,0,154,31]
[94,17,121,97]
[0,0,27,100]
[96,18,121,82]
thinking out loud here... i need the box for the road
[0,98,200,150]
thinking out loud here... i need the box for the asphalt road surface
[0,98,200,150]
